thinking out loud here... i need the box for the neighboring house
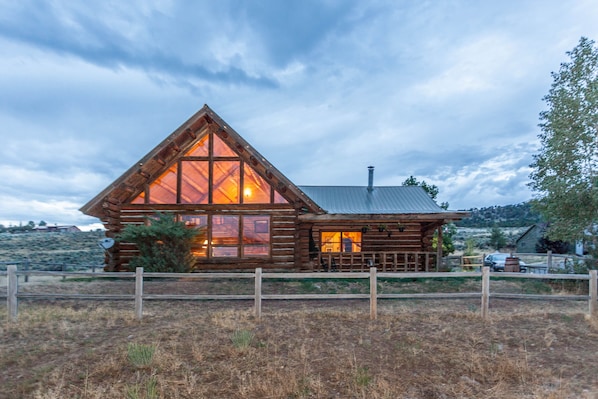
[516,223,576,255]
[516,224,545,253]
[80,105,468,272]
[33,225,81,233]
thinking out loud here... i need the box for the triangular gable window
[186,135,209,157]
[132,131,289,205]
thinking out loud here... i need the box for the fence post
[23,259,29,283]
[135,267,143,321]
[547,250,553,270]
[481,266,490,320]
[7,265,18,322]
[370,267,377,320]
[255,268,262,320]
[589,270,597,318]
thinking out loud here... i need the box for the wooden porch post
[436,225,443,271]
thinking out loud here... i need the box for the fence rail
[3,266,597,322]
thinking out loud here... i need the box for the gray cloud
[1,0,598,227]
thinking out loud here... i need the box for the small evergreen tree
[403,175,455,254]
[488,226,507,250]
[118,213,198,273]
[433,223,457,256]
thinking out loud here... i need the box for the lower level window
[321,231,362,253]
[182,214,270,258]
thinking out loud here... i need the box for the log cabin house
[80,105,468,272]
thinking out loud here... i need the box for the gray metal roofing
[297,186,446,214]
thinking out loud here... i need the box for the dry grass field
[1,231,597,398]
[2,278,598,399]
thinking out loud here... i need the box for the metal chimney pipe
[367,166,374,192]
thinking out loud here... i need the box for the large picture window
[321,231,362,253]
[182,214,271,259]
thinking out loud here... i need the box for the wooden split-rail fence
[3,265,597,323]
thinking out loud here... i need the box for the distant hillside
[456,202,543,228]
[0,231,105,266]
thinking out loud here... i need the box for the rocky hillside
[456,202,542,228]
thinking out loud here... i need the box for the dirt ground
[2,278,598,398]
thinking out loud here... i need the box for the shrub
[118,213,198,273]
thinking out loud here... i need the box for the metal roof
[297,185,447,214]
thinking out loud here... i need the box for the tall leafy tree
[529,37,598,264]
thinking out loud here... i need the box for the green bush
[118,213,198,273]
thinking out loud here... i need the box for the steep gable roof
[80,104,324,219]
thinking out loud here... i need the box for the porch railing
[313,252,438,272]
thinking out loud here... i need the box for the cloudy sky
[1,0,597,229]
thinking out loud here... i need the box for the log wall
[102,203,299,271]
[296,220,441,270]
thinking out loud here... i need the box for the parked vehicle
[483,253,527,272]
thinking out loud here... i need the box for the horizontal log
[102,202,121,212]
[120,204,295,213]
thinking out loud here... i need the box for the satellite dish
[98,238,115,250]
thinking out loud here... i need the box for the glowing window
[181,215,208,257]
[180,161,209,204]
[321,231,362,253]
[148,164,178,204]
[130,132,288,206]
[243,215,270,256]
[243,166,271,204]
[213,134,237,157]
[274,190,288,204]
[213,161,240,204]
[185,134,209,157]
[212,215,239,257]
[131,191,145,204]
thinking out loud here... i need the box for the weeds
[231,329,254,350]
[127,343,156,369]
[354,366,373,387]
[125,376,158,399]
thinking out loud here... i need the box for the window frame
[320,231,362,253]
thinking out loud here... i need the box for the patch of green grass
[299,280,320,293]
[354,366,372,387]
[127,343,156,369]
[231,329,254,350]
[519,279,553,295]
[125,376,158,399]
